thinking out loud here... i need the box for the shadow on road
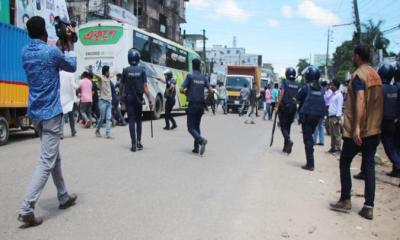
[7,130,38,145]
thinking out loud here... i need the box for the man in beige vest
[330,44,383,220]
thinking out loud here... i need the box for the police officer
[396,62,400,118]
[180,58,212,156]
[297,66,326,171]
[276,67,299,154]
[157,69,177,130]
[122,49,153,152]
[378,64,400,178]
[395,62,400,179]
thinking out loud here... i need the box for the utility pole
[353,0,362,43]
[325,28,331,79]
[202,29,206,63]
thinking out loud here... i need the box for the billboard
[15,0,70,45]
[0,0,10,23]
[108,3,137,27]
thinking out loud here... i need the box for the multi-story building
[67,0,189,43]
[206,44,262,68]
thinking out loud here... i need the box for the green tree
[361,20,390,56]
[332,40,354,82]
[297,58,310,75]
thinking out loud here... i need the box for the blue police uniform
[381,83,400,173]
[164,77,177,129]
[182,70,209,151]
[122,64,147,148]
[279,79,299,151]
[297,83,326,169]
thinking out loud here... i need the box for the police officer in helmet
[157,69,177,130]
[122,48,153,152]
[275,67,299,154]
[180,58,212,156]
[395,62,400,165]
[395,62,400,117]
[296,66,326,171]
[378,64,400,177]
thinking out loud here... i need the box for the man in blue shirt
[181,59,212,156]
[18,16,77,227]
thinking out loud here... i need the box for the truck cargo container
[225,66,261,112]
[0,23,33,145]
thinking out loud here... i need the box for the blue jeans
[263,102,270,120]
[340,135,380,207]
[96,99,112,136]
[187,102,205,150]
[20,115,70,214]
[313,118,325,145]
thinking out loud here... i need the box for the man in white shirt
[327,80,344,154]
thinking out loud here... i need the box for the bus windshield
[226,76,252,89]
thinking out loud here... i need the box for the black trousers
[126,95,143,146]
[301,114,321,168]
[381,119,400,169]
[279,103,297,144]
[187,102,204,150]
[340,135,380,207]
[164,99,176,128]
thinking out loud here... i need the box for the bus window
[166,44,188,71]
[133,31,151,62]
[151,38,166,66]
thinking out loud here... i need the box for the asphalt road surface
[0,111,399,240]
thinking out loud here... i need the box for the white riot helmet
[163,69,173,79]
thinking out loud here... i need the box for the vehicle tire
[152,95,162,120]
[0,117,9,146]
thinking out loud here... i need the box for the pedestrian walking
[60,70,77,138]
[324,83,334,135]
[157,69,177,130]
[313,118,325,146]
[93,66,116,139]
[180,58,212,156]
[263,85,272,120]
[296,66,326,171]
[122,49,153,152]
[330,44,383,220]
[18,16,77,227]
[77,72,93,128]
[239,83,250,116]
[245,86,258,124]
[327,79,344,155]
[111,79,127,126]
[276,67,299,154]
[216,81,228,114]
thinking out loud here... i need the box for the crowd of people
[15,16,399,228]
[274,44,400,221]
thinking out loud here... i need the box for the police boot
[282,140,288,153]
[386,166,400,178]
[286,141,294,154]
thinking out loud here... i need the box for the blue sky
[182,0,400,75]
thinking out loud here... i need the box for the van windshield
[226,76,252,90]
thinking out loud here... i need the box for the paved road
[0,111,399,240]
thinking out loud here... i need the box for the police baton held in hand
[270,111,278,147]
